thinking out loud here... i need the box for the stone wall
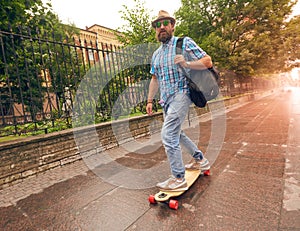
[0,113,163,189]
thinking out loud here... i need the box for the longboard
[148,169,210,209]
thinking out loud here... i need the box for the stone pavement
[0,160,89,208]
[0,89,299,231]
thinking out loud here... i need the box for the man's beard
[157,30,172,43]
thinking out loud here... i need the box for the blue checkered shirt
[150,36,207,104]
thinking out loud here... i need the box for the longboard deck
[149,169,210,209]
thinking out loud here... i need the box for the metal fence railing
[0,28,277,137]
[0,28,160,136]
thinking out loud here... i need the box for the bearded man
[146,10,212,191]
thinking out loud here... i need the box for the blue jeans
[161,92,203,179]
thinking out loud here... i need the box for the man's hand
[174,55,188,68]
[174,54,213,69]
[147,75,159,116]
[146,103,153,115]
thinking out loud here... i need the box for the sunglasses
[155,20,170,28]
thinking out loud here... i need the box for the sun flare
[291,68,300,81]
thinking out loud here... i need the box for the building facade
[73,24,123,65]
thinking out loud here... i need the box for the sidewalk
[0,89,299,231]
[0,160,89,207]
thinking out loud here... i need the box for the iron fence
[0,27,160,136]
[0,27,277,137]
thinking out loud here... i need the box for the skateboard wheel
[203,169,210,176]
[148,195,157,204]
[169,199,179,210]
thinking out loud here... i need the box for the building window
[88,49,94,61]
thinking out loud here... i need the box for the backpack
[176,37,220,107]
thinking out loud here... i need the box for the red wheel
[148,195,157,204]
[169,199,179,210]
[203,169,210,176]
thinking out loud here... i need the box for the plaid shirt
[150,36,207,104]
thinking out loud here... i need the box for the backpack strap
[176,37,192,126]
[176,37,185,55]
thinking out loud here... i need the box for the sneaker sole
[185,166,210,171]
[158,186,189,192]
[201,166,211,171]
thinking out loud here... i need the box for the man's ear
[171,23,175,32]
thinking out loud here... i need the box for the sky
[44,0,182,30]
[44,0,300,30]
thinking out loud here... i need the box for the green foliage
[281,15,300,68]
[175,0,300,77]
[116,0,156,45]
[0,0,80,121]
[0,118,71,137]
[175,0,219,40]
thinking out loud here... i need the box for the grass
[0,135,28,143]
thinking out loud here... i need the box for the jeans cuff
[193,151,203,160]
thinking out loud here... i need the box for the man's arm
[146,75,159,115]
[174,54,212,70]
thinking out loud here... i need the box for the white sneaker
[185,157,210,171]
[156,176,188,191]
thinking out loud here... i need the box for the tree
[0,0,80,120]
[281,15,300,68]
[116,0,156,45]
[175,0,299,77]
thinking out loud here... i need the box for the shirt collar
[161,36,175,48]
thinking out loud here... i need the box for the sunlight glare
[291,68,300,81]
